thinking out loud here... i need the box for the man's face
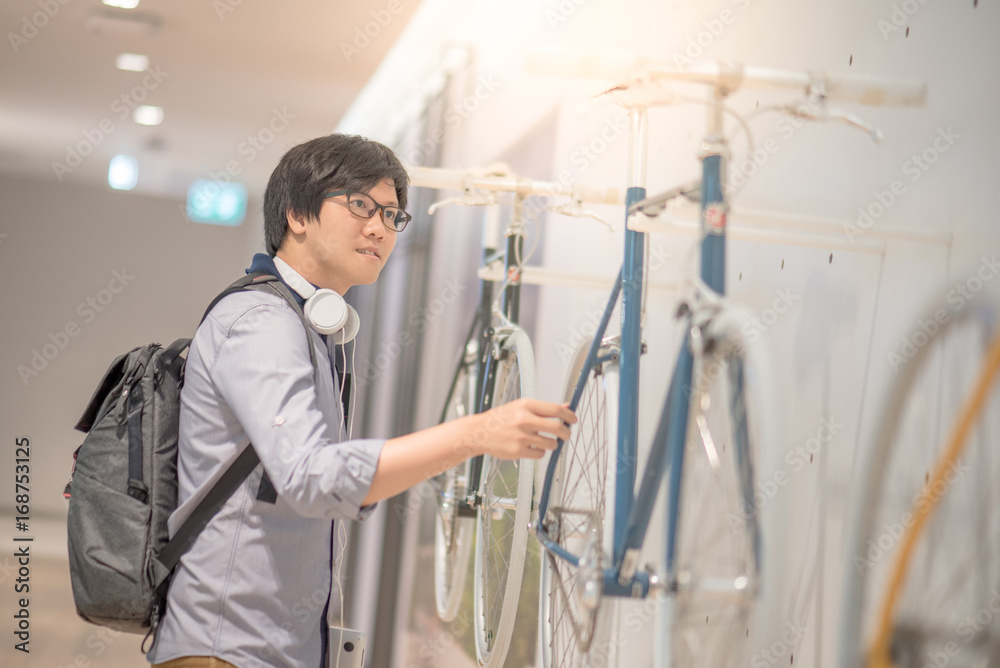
[297,177,398,294]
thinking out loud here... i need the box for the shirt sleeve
[206,299,383,520]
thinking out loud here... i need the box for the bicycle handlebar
[526,48,927,107]
[406,164,621,204]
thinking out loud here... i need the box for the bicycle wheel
[473,326,536,668]
[667,305,776,668]
[433,335,478,622]
[840,289,1000,668]
[540,337,619,668]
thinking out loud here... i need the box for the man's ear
[286,209,309,236]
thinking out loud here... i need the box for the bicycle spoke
[542,346,615,668]
[433,356,476,622]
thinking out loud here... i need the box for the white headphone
[272,256,360,344]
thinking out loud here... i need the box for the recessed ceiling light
[108,155,138,190]
[102,0,140,8]
[116,52,149,72]
[133,105,163,126]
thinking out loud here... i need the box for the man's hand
[469,399,577,460]
[365,399,577,505]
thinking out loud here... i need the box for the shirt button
[274,416,285,426]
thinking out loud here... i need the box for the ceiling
[0,0,423,199]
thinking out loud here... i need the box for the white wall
[339,0,1000,665]
[0,174,261,522]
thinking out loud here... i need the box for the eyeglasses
[324,190,411,232]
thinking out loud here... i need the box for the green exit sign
[186,180,247,226]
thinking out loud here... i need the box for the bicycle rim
[840,291,1000,668]
[541,338,618,668]
[473,327,536,668]
[434,342,478,621]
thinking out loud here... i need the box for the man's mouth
[357,248,380,260]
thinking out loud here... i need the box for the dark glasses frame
[324,190,411,232]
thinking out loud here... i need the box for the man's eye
[348,198,369,212]
[384,209,398,221]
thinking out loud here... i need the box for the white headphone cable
[332,337,357,668]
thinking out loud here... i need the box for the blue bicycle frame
[535,100,758,599]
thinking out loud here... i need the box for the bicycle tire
[839,289,1000,668]
[473,326,536,668]
[540,336,619,668]
[433,335,479,622]
[666,304,778,668]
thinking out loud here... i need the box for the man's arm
[205,294,575,515]
[362,399,575,505]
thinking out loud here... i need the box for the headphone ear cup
[304,289,348,336]
[334,304,360,345]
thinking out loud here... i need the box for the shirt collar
[247,253,308,307]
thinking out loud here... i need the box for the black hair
[263,134,409,256]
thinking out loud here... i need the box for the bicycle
[527,51,927,668]
[839,284,1000,668]
[408,164,619,668]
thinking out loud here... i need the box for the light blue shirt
[147,286,383,668]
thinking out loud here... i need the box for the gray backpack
[65,272,319,641]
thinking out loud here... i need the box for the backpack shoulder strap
[161,337,192,380]
[155,270,323,583]
[199,272,277,325]
[200,271,318,372]
[154,443,261,586]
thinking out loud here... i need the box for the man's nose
[362,213,386,239]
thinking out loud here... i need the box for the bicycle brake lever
[785,103,883,144]
[547,203,615,232]
[428,194,496,216]
[825,107,884,143]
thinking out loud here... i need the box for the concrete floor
[2,554,148,667]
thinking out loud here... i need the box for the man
[147,134,574,668]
